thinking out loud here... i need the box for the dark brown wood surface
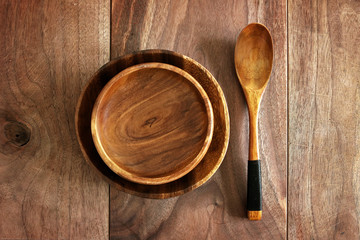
[3,0,359,239]
[110,0,287,239]
[0,0,110,239]
[288,0,360,239]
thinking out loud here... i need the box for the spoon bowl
[234,23,273,221]
[235,24,273,91]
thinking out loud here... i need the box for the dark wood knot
[144,117,157,127]
[4,121,31,147]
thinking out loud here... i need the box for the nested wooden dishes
[75,49,230,198]
[91,63,214,185]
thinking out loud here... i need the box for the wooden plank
[110,0,287,239]
[288,0,360,239]
[0,0,110,239]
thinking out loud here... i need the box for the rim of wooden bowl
[75,49,230,199]
[91,62,214,185]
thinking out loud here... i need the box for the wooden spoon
[234,23,273,220]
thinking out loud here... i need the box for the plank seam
[286,0,289,239]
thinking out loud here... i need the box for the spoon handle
[247,104,262,220]
[247,160,262,220]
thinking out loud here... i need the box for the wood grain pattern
[75,50,229,198]
[91,62,214,185]
[288,0,360,239]
[0,1,110,239]
[3,0,360,238]
[110,0,287,239]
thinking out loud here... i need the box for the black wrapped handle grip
[247,160,262,220]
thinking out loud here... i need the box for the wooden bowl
[91,62,214,185]
[75,49,230,198]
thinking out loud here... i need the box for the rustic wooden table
[0,0,359,239]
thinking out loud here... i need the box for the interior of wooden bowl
[75,49,230,198]
[91,62,214,185]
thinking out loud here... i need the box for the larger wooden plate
[75,50,230,198]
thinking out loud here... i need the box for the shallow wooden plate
[75,49,230,198]
[91,62,214,185]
